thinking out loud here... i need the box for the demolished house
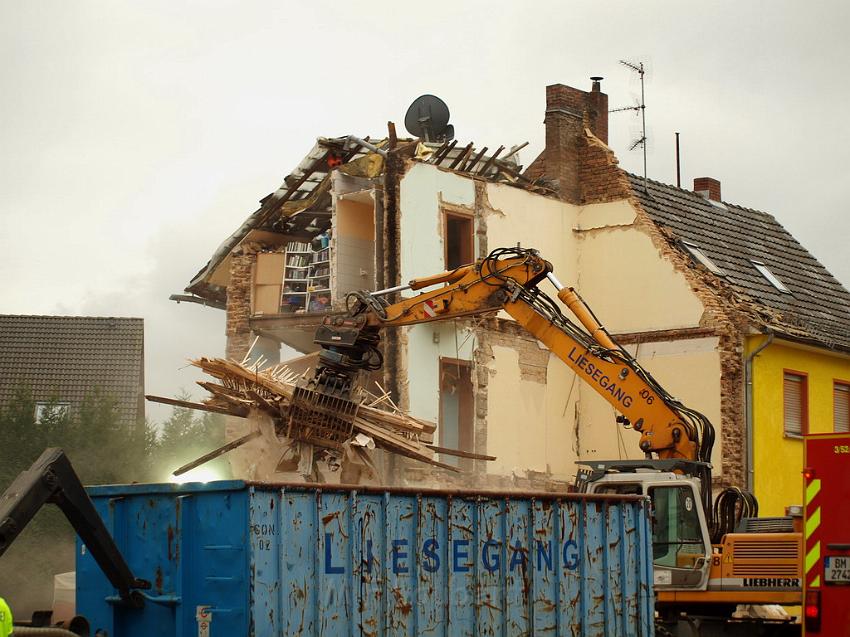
[176,79,850,505]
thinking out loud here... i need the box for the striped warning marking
[806,477,821,505]
[805,477,822,587]
[806,541,821,576]
[423,300,437,318]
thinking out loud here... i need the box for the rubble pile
[190,356,462,474]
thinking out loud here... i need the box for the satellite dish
[404,94,454,143]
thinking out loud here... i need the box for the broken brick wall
[225,245,257,362]
[626,198,751,488]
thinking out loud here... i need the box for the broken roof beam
[145,394,248,417]
[433,140,457,165]
[500,141,528,162]
[477,145,504,176]
[448,143,474,170]
[463,146,488,173]
[343,135,385,158]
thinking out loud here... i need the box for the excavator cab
[577,461,713,592]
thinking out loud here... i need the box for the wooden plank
[426,445,496,461]
[171,431,262,476]
[477,145,504,175]
[463,146,488,173]
[435,139,458,164]
[145,395,247,417]
[448,143,473,170]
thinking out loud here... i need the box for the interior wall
[484,181,578,285]
[577,226,705,333]
[334,197,376,297]
[577,337,722,468]
[252,251,285,315]
[405,322,476,426]
[399,163,475,288]
[485,344,578,481]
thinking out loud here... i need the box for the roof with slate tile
[629,174,850,352]
[0,315,144,426]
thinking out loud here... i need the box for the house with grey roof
[176,79,849,509]
[0,315,145,428]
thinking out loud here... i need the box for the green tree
[153,392,230,481]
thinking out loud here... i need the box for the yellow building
[749,337,850,515]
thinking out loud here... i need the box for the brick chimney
[693,177,721,202]
[543,79,609,203]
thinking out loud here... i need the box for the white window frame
[751,260,791,293]
[682,241,725,275]
[35,401,70,424]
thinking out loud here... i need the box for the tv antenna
[404,94,454,143]
[610,59,647,189]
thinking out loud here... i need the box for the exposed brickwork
[694,177,722,202]
[225,242,263,361]
[523,151,546,182]
[532,82,626,205]
[544,104,584,202]
[578,128,633,204]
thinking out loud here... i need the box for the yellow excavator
[293,247,803,635]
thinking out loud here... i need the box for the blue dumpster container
[77,481,654,636]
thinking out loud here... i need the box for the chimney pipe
[694,177,721,202]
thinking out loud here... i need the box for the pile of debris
[149,355,493,482]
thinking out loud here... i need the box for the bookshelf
[280,238,333,313]
[280,241,311,313]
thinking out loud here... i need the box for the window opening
[445,213,474,271]
[783,371,807,436]
[35,401,70,424]
[594,483,643,496]
[834,382,850,433]
[648,485,705,569]
[751,260,791,293]
[682,241,725,275]
[439,359,473,467]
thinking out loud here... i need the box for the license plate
[825,556,850,584]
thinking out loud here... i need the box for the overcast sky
[2,1,848,424]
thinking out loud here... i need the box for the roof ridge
[626,172,776,220]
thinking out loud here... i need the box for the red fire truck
[803,432,850,635]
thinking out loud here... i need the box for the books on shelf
[312,247,331,263]
[310,265,330,278]
[280,234,334,314]
[285,241,311,252]
[286,254,310,267]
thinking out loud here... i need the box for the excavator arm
[300,247,713,465]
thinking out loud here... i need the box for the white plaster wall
[485,182,578,285]
[486,346,578,481]
[577,227,705,333]
[399,163,475,288]
[399,164,477,429]
[574,199,636,230]
[577,337,723,471]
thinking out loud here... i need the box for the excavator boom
[307,247,710,463]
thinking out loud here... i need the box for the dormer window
[682,241,725,275]
[751,260,791,293]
